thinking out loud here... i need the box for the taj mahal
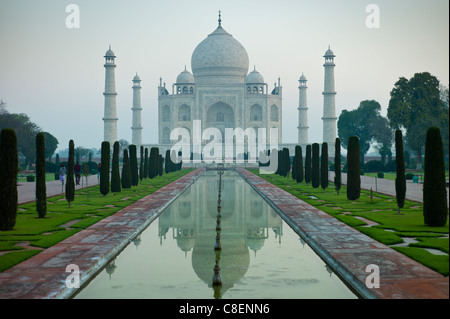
[102,12,337,160]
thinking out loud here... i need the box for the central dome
[191,25,249,84]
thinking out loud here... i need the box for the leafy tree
[423,127,448,226]
[321,142,328,191]
[334,138,342,195]
[387,72,447,168]
[347,136,360,200]
[121,149,131,189]
[305,145,312,184]
[66,140,75,207]
[111,141,121,193]
[100,141,110,196]
[311,143,320,188]
[42,132,58,162]
[372,116,393,165]
[36,132,47,218]
[338,100,385,165]
[395,130,406,215]
[129,145,138,186]
[0,129,18,230]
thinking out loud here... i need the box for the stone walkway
[0,169,205,299]
[17,175,100,204]
[238,169,448,299]
[329,172,449,204]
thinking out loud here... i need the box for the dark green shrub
[405,173,415,180]
[297,146,304,183]
[129,144,138,186]
[321,143,328,190]
[347,136,360,200]
[139,146,144,181]
[121,149,131,189]
[149,147,159,178]
[66,140,75,207]
[111,141,121,193]
[100,141,110,196]
[159,154,164,176]
[311,143,320,188]
[365,160,384,173]
[45,161,59,173]
[0,129,18,230]
[360,169,365,176]
[144,148,149,179]
[36,132,47,218]
[283,148,290,178]
[334,138,342,195]
[305,145,312,184]
[395,130,406,214]
[423,127,448,226]
[26,175,35,182]
[377,171,384,178]
[165,150,171,174]
[384,160,396,172]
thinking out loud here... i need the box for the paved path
[329,172,450,204]
[238,169,448,299]
[17,175,100,204]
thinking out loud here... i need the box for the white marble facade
[157,19,282,155]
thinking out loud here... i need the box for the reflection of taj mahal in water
[102,12,337,158]
[157,171,283,294]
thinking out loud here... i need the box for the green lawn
[250,169,449,276]
[0,169,193,272]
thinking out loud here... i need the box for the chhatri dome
[191,12,249,84]
[246,67,265,84]
[176,67,195,84]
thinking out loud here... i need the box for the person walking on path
[59,163,67,191]
[75,162,82,185]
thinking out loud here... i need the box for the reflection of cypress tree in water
[212,166,224,299]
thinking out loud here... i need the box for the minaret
[298,73,308,146]
[131,73,143,147]
[103,46,118,144]
[322,46,337,156]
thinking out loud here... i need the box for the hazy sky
[0,0,448,152]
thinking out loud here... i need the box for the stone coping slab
[0,169,205,299]
[237,169,449,299]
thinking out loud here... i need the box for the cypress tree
[311,143,320,188]
[165,150,171,174]
[55,153,60,167]
[66,140,75,207]
[321,142,329,191]
[36,132,47,218]
[284,148,291,178]
[423,127,448,226]
[159,154,164,176]
[297,146,304,183]
[139,146,144,181]
[0,129,18,230]
[129,144,138,186]
[111,141,121,193]
[305,145,312,184]
[292,146,300,182]
[347,136,361,200]
[121,149,132,189]
[149,147,159,178]
[395,130,405,215]
[144,147,149,179]
[334,138,342,195]
[100,141,110,196]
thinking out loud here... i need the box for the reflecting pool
[74,170,357,299]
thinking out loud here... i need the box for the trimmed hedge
[347,136,360,200]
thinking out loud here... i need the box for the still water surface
[75,171,357,299]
